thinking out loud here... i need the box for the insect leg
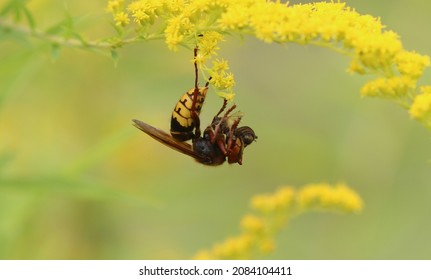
[207,128,228,156]
[227,118,244,165]
[212,103,237,144]
[191,47,201,137]
[215,98,228,117]
[227,116,242,150]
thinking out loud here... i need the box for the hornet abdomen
[170,86,208,141]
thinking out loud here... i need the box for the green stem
[0,18,165,49]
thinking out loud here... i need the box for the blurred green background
[1,0,430,259]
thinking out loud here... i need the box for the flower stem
[0,18,164,49]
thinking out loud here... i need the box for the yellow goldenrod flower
[218,3,251,30]
[107,1,430,114]
[199,233,268,259]
[192,53,205,67]
[212,234,253,259]
[297,183,363,213]
[195,183,362,259]
[353,31,402,70]
[193,250,213,260]
[360,76,415,99]
[165,15,194,51]
[198,31,224,58]
[127,0,162,25]
[220,72,235,89]
[240,214,264,233]
[212,58,229,72]
[130,9,150,24]
[114,11,130,26]
[250,186,295,213]
[396,51,431,79]
[273,186,295,209]
[106,0,124,13]
[216,90,235,101]
[347,58,367,75]
[259,238,275,254]
[164,0,185,14]
[251,193,277,213]
[206,53,234,95]
[409,86,431,124]
[209,70,235,91]
[188,0,230,14]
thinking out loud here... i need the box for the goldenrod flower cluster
[296,183,363,213]
[107,0,129,26]
[196,31,236,100]
[410,86,431,128]
[194,183,363,260]
[107,0,431,129]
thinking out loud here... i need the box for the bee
[132,48,257,166]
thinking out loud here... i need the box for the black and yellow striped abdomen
[170,86,208,141]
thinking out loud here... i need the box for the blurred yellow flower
[410,86,431,125]
[195,183,362,259]
[114,11,130,26]
[240,214,264,233]
[259,238,275,254]
[251,193,277,213]
[194,250,213,260]
[297,183,363,213]
[251,186,295,213]
[106,0,124,13]
[211,234,253,259]
[274,187,295,209]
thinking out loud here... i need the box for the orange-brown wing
[132,119,206,162]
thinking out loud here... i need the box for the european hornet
[132,48,257,166]
[170,47,209,141]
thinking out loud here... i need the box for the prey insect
[132,47,257,166]
[205,99,257,165]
